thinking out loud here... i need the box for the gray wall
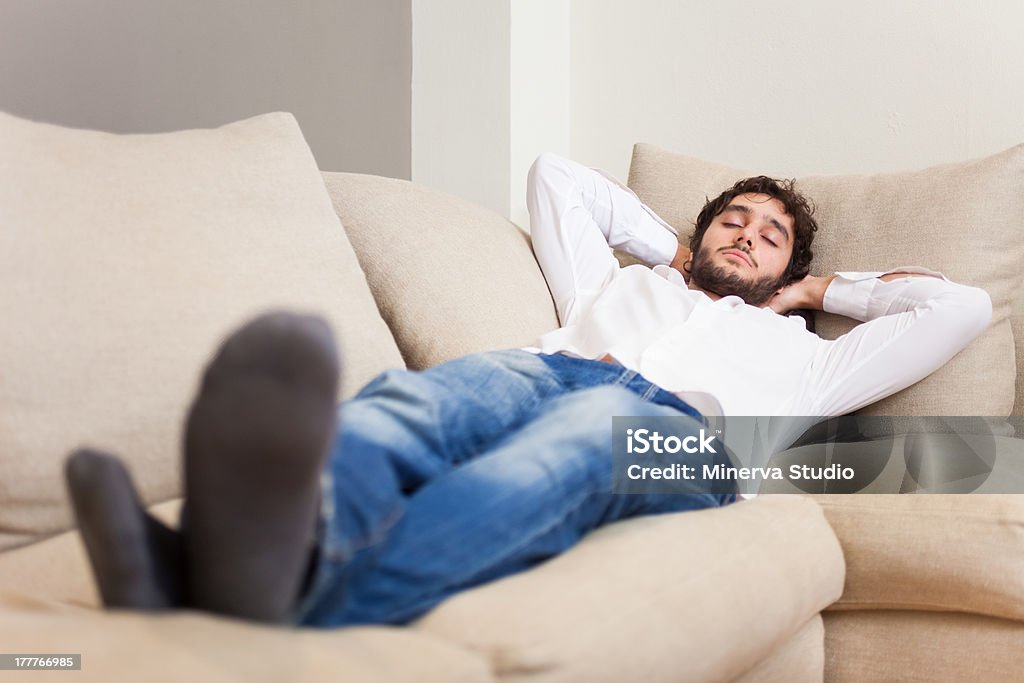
[0,0,411,178]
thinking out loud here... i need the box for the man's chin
[701,284,756,303]
[689,268,782,308]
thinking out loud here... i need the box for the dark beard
[690,247,787,307]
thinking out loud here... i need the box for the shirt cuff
[822,274,877,321]
[642,223,682,266]
[821,266,948,322]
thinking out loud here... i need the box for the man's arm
[769,271,941,313]
[527,154,680,326]
[670,243,691,282]
[791,270,992,417]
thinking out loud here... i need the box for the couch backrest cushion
[1015,306,1024,415]
[0,111,403,551]
[628,142,1024,417]
[320,172,559,370]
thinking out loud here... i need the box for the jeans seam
[393,484,597,610]
[317,465,406,565]
[614,370,637,387]
[334,505,406,561]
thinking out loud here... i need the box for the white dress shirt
[525,154,993,423]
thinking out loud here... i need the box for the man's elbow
[527,153,571,200]
[953,285,993,340]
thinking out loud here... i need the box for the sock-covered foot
[64,449,184,610]
[182,311,340,623]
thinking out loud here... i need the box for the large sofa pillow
[0,592,494,683]
[0,112,403,552]
[416,495,843,683]
[628,142,1024,417]
[320,172,559,370]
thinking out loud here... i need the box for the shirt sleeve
[806,267,993,417]
[528,155,678,326]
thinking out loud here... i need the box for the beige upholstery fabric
[320,172,559,370]
[0,498,182,608]
[0,592,494,683]
[759,431,1024,495]
[0,521,100,610]
[733,616,824,683]
[415,496,844,683]
[823,610,1024,683]
[0,497,837,683]
[0,112,404,551]
[627,142,1024,417]
[1013,312,1024,416]
[813,494,1024,620]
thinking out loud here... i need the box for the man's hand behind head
[768,274,837,314]
[670,243,691,283]
[768,272,940,315]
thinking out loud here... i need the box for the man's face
[689,193,795,306]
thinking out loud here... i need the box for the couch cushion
[1014,311,1024,415]
[0,111,404,551]
[414,495,843,683]
[823,610,1024,683]
[0,591,495,683]
[733,616,824,683]
[814,493,1024,620]
[0,498,183,607]
[320,172,559,370]
[627,142,1024,417]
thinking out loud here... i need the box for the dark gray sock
[182,311,339,623]
[64,449,184,610]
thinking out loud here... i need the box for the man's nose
[734,231,754,249]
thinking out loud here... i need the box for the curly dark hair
[690,176,818,285]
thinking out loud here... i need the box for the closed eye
[725,220,778,246]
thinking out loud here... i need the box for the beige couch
[1,111,1022,681]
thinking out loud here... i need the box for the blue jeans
[293,349,737,627]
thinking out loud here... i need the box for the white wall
[412,0,569,225]
[413,1,1023,227]
[412,0,511,216]
[510,0,570,228]
[8,3,1017,200]
[570,1,1024,181]
[0,0,412,177]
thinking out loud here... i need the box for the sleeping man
[66,153,991,627]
